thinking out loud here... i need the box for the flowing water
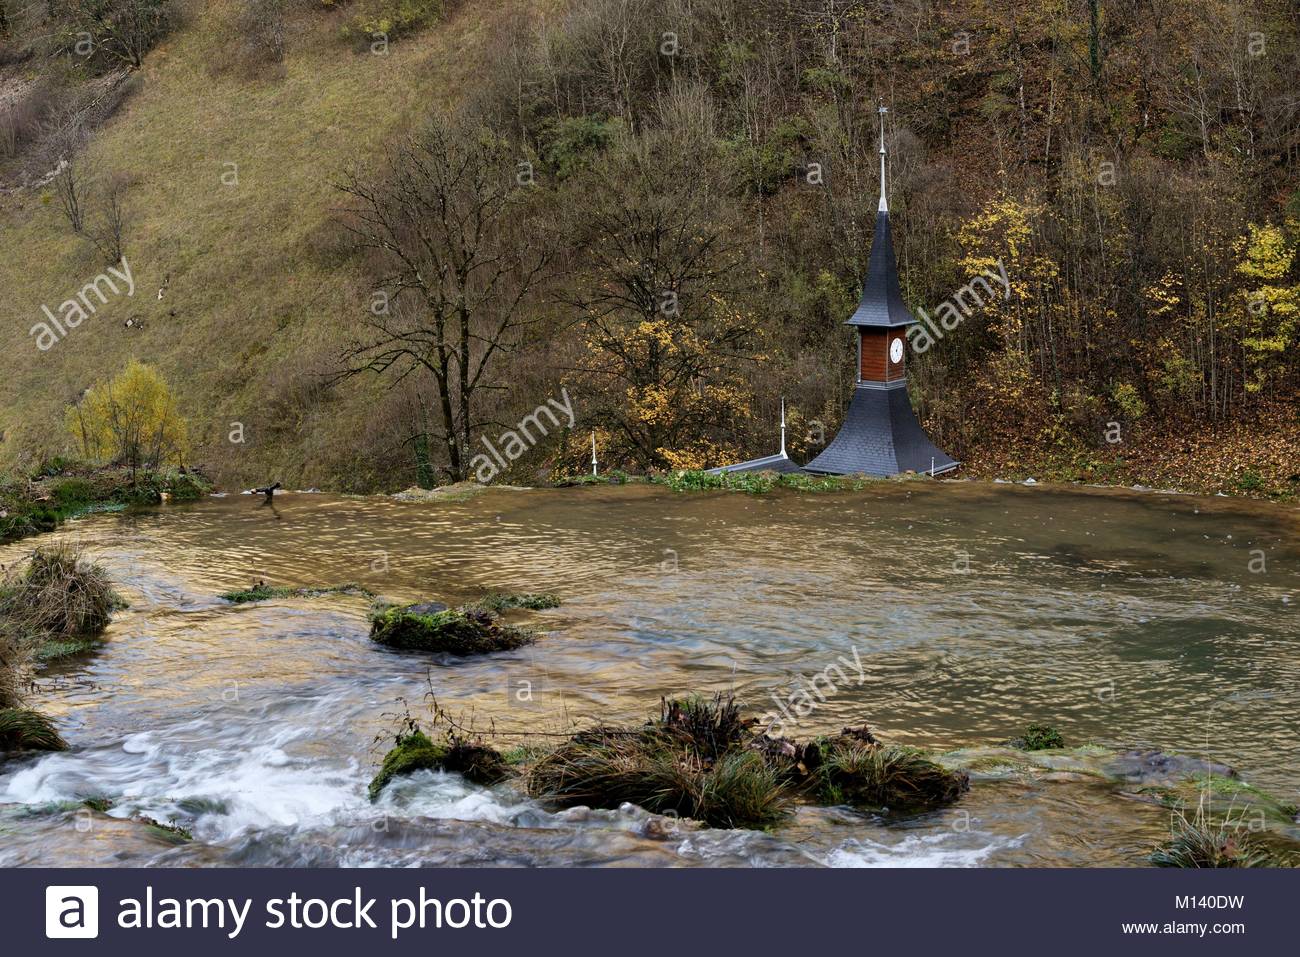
[1,482,1296,867]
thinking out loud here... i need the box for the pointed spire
[878,101,889,213]
[846,101,914,329]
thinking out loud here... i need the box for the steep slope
[0,1,504,489]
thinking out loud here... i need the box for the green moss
[476,592,561,612]
[139,816,194,844]
[368,730,510,800]
[369,605,535,656]
[81,797,114,813]
[0,708,67,752]
[1010,724,1065,751]
[219,583,374,603]
[36,636,106,661]
[651,470,876,494]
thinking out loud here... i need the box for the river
[1,481,1296,866]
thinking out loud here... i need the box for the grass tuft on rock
[0,708,68,752]
[527,697,968,828]
[816,741,970,813]
[370,604,534,656]
[368,728,511,800]
[1150,803,1289,868]
[0,545,124,639]
[527,726,792,829]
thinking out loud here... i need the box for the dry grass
[0,543,123,638]
[1150,799,1294,868]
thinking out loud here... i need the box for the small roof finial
[878,101,889,213]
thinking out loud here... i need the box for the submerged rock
[369,604,534,656]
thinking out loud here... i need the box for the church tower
[803,105,958,478]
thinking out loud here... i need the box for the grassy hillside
[0,1,509,490]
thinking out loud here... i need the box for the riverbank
[0,462,210,544]
[947,401,1300,503]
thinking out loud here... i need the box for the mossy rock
[368,731,510,800]
[138,816,193,844]
[369,604,534,656]
[0,708,67,753]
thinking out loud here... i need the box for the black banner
[9,868,1290,954]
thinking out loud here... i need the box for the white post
[878,102,889,212]
[779,397,787,457]
[591,431,598,476]
[930,456,935,477]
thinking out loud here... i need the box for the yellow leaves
[1231,222,1300,393]
[659,440,744,471]
[65,360,188,471]
[1143,272,1183,318]
[1235,224,1295,282]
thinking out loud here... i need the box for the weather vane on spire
[878,100,889,212]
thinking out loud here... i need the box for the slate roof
[704,452,805,476]
[846,211,915,328]
[802,383,959,477]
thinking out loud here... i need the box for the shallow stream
[1,482,1296,866]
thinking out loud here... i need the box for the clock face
[890,337,904,364]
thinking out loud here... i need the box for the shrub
[340,0,443,48]
[65,360,188,477]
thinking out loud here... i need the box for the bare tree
[60,0,172,70]
[335,111,553,482]
[53,160,88,234]
[89,171,129,264]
